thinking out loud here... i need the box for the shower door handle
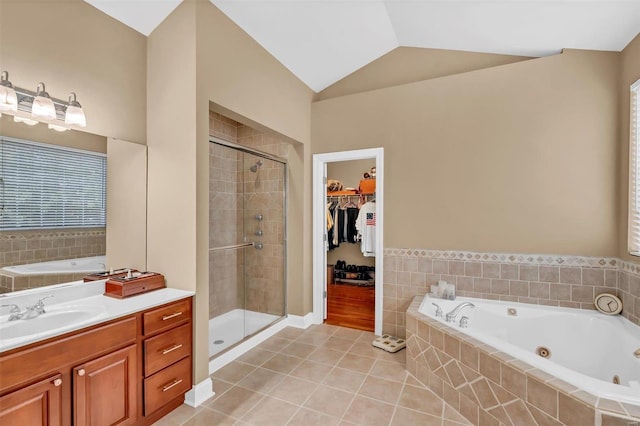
[209,242,255,251]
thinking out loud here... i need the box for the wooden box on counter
[104,272,166,299]
[84,268,139,282]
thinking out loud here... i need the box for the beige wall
[106,138,147,271]
[195,0,314,324]
[0,115,107,153]
[316,47,531,101]
[313,50,620,257]
[147,0,313,387]
[619,33,640,262]
[0,0,147,144]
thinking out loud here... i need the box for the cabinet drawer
[143,299,191,336]
[144,357,191,416]
[144,323,191,377]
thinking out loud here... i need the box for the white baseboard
[287,312,315,329]
[184,377,214,407]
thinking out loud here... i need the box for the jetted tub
[1,255,106,276]
[418,295,640,406]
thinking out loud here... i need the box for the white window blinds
[629,79,640,255]
[0,137,106,230]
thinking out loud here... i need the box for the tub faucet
[432,303,443,318]
[32,295,54,315]
[1,304,23,321]
[445,302,475,323]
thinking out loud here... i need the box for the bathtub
[1,255,106,276]
[418,295,640,406]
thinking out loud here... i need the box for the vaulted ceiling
[84,0,640,92]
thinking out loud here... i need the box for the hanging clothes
[327,202,340,250]
[346,207,359,243]
[356,201,376,257]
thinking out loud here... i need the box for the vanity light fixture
[0,70,87,130]
[0,71,18,112]
[31,83,56,121]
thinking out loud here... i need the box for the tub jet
[536,346,551,358]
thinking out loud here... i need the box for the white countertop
[0,280,194,353]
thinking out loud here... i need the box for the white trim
[631,78,640,92]
[184,377,214,407]
[312,148,384,336]
[208,318,289,373]
[287,312,315,329]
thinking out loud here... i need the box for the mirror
[0,115,147,294]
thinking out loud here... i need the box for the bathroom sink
[0,305,107,341]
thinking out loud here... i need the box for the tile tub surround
[0,228,106,293]
[383,248,640,339]
[0,228,106,269]
[0,271,91,293]
[405,297,640,426]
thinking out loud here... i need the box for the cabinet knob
[52,378,62,387]
[77,369,86,376]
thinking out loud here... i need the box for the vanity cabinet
[141,299,192,419]
[0,296,193,426]
[0,373,62,425]
[73,345,137,426]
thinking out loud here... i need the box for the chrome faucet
[445,302,475,323]
[1,296,53,321]
[1,304,23,321]
[432,303,443,318]
[32,295,54,315]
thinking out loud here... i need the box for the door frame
[312,148,384,335]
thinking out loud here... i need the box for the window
[629,79,640,255]
[0,137,106,230]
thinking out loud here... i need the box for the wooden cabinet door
[0,374,62,426]
[73,345,137,426]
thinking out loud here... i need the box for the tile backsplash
[383,248,639,338]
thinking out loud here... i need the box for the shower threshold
[209,309,282,357]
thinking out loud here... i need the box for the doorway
[312,148,384,335]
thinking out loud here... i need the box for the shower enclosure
[208,138,287,357]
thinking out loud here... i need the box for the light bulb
[65,92,86,127]
[0,71,17,112]
[31,82,56,121]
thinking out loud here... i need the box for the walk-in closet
[325,159,377,331]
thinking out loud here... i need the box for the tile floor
[154,324,471,426]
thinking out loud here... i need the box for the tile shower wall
[0,228,106,293]
[383,248,640,338]
[237,125,287,317]
[209,112,288,319]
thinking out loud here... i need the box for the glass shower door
[209,140,286,358]
[241,152,286,338]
